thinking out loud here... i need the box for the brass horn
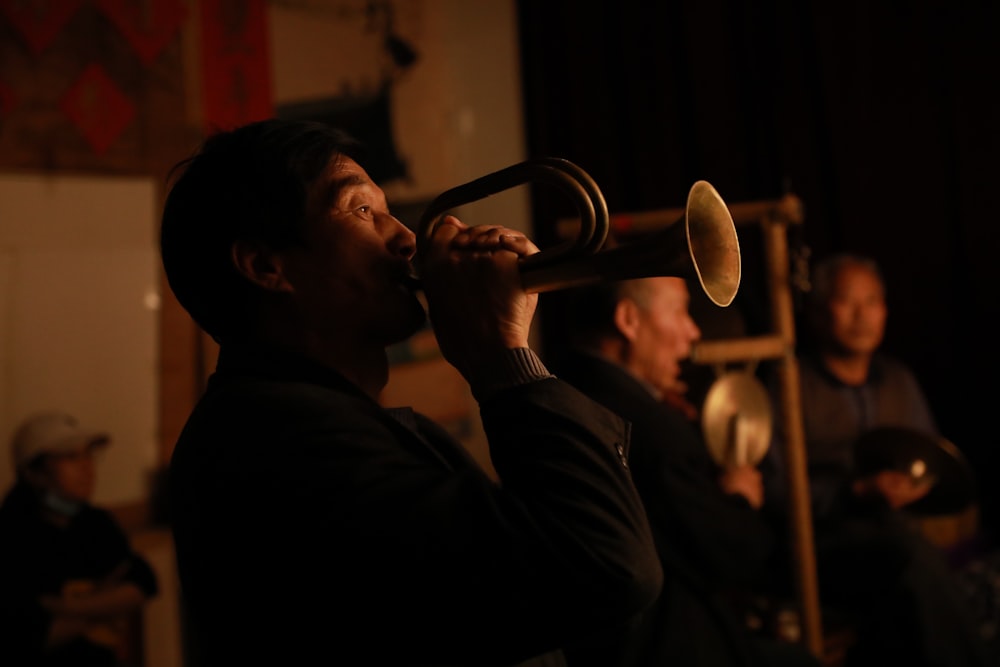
[417,157,741,307]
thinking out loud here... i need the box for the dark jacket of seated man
[550,277,817,667]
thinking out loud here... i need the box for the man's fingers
[423,219,538,268]
[498,232,539,257]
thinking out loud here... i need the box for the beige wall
[0,174,160,506]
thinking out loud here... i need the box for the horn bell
[522,180,741,307]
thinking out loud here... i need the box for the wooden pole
[761,215,824,657]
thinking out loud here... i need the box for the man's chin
[831,339,879,356]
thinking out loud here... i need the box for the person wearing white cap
[0,411,158,667]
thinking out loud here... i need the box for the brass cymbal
[853,425,976,516]
[701,372,772,467]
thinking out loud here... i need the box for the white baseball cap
[11,411,110,471]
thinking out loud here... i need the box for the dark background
[515,0,1000,541]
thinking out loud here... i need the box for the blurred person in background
[761,252,992,666]
[0,411,159,667]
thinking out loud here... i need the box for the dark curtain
[516,0,1000,540]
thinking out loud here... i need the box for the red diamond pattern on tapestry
[59,63,136,155]
[95,0,187,66]
[0,0,83,56]
[0,80,16,116]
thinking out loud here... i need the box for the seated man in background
[0,411,159,667]
[761,252,993,666]
[547,276,819,667]
[159,119,662,666]
[762,252,939,521]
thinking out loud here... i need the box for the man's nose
[689,318,702,341]
[386,214,417,259]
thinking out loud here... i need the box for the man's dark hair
[807,253,884,310]
[160,119,364,343]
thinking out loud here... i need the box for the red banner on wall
[198,0,273,133]
[59,62,136,155]
[96,0,187,66]
[0,0,82,56]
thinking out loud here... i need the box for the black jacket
[553,350,777,667]
[169,343,662,666]
[0,482,158,667]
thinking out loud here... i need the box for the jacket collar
[214,342,373,402]
[212,342,459,471]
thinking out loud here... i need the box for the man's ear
[613,298,642,342]
[231,240,293,293]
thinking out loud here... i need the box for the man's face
[625,277,701,394]
[279,156,426,347]
[34,449,97,504]
[823,264,887,357]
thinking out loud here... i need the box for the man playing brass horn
[159,118,662,666]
